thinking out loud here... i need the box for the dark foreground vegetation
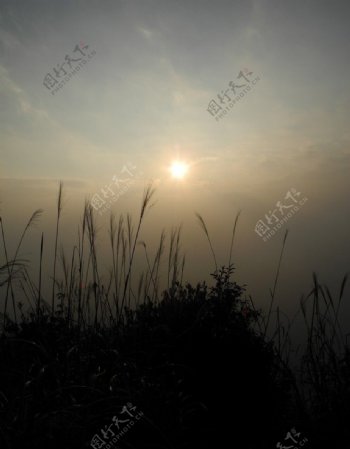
[0,184,349,448]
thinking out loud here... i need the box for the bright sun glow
[170,161,188,179]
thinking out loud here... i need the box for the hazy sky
[1,0,350,330]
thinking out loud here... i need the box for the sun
[170,161,189,179]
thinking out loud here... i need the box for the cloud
[0,27,21,55]
[137,26,153,40]
[0,65,51,125]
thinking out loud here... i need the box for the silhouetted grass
[0,182,349,449]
